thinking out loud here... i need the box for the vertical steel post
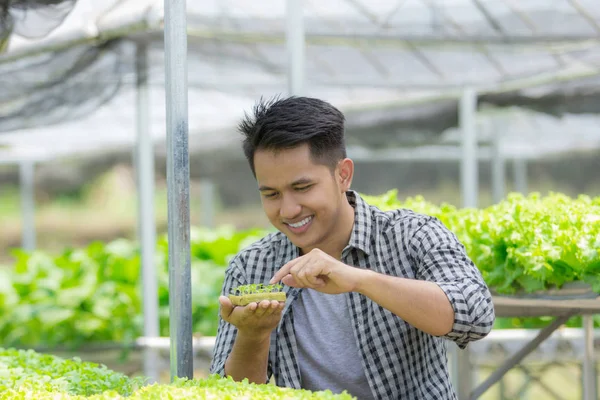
[136,42,160,383]
[513,158,528,194]
[582,315,597,400]
[491,122,505,203]
[19,160,36,251]
[164,0,193,380]
[456,87,478,399]
[460,87,478,208]
[286,0,305,96]
[200,179,215,228]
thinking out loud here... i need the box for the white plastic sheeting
[2,0,600,161]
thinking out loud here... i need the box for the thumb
[219,295,234,317]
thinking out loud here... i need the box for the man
[210,96,495,399]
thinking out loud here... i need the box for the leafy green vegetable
[1,190,599,349]
[230,283,284,295]
[0,348,145,396]
[0,226,271,348]
[0,348,355,399]
[365,190,600,295]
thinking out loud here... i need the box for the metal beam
[469,314,573,399]
[472,0,505,34]
[490,123,505,203]
[19,160,36,251]
[567,0,600,34]
[286,0,305,96]
[164,0,193,381]
[512,158,528,194]
[460,87,479,208]
[582,315,598,400]
[135,42,160,384]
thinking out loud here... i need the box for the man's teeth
[288,216,312,228]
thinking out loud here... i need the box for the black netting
[1,1,600,150]
[0,39,133,132]
[0,1,77,50]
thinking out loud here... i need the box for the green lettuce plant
[0,348,355,399]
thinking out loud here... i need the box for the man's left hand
[269,249,361,294]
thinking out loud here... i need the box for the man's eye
[264,192,277,198]
[296,185,311,191]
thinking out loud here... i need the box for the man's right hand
[219,296,285,337]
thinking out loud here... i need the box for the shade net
[1,0,600,156]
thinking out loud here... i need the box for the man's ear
[337,158,354,191]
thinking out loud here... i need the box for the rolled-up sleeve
[411,217,495,348]
[209,257,246,377]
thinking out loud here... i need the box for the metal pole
[582,315,597,400]
[19,160,36,251]
[200,179,215,228]
[136,42,160,383]
[490,123,505,203]
[286,0,305,96]
[455,87,478,399]
[460,88,478,208]
[513,158,528,194]
[164,0,193,380]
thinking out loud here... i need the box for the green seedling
[228,283,286,306]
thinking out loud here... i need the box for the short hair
[238,96,347,176]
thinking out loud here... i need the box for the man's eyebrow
[291,177,313,186]
[258,178,314,192]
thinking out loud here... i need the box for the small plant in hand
[228,283,286,306]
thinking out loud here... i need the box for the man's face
[254,144,351,253]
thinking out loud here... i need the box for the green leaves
[0,348,146,396]
[230,283,284,296]
[0,348,355,399]
[0,225,271,349]
[367,190,600,295]
[1,190,599,346]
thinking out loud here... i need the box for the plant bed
[1,347,355,399]
[228,283,286,306]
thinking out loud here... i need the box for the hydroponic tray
[491,282,600,317]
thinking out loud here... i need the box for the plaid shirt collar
[345,190,372,256]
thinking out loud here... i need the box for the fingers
[254,300,283,317]
[287,259,326,288]
[270,257,301,284]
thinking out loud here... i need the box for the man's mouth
[287,216,313,228]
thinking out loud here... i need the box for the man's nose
[280,194,301,219]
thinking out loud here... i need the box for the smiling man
[209,96,495,400]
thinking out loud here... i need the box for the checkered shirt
[210,190,495,399]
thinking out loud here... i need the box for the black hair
[238,95,347,176]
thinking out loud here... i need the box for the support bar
[136,42,160,383]
[460,88,478,208]
[164,0,193,381]
[582,315,598,400]
[470,314,573,399]
[19,161,36,251]
[286,0,305,96]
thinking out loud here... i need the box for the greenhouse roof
[1,0,600,162]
